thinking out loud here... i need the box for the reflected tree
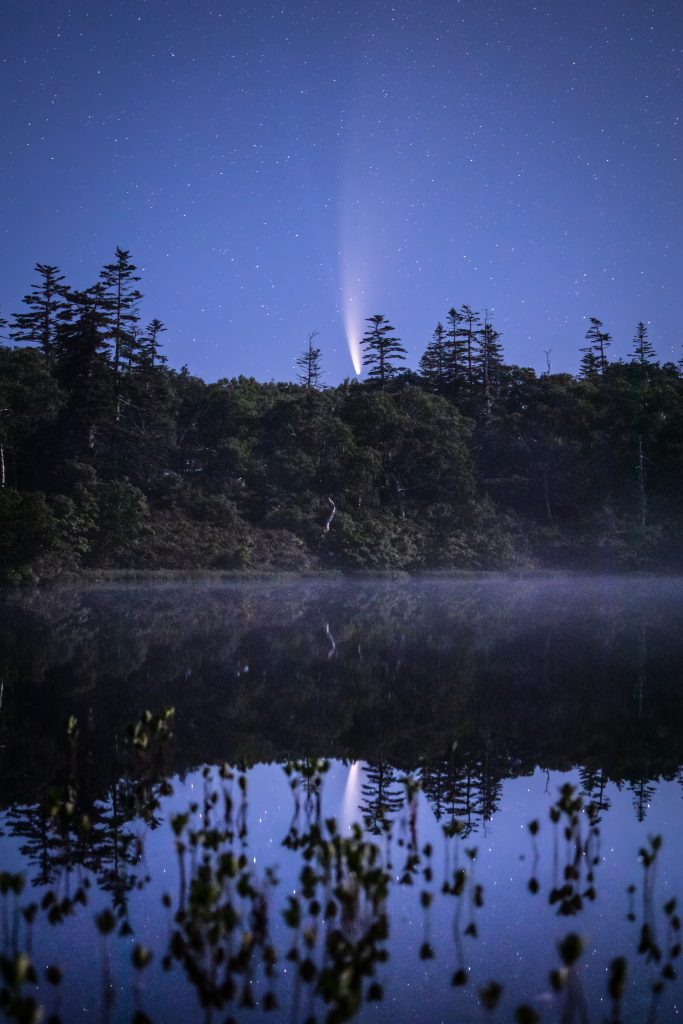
[359,762,405,834]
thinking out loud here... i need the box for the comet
[338,198,366,376]
[343,296,363,376]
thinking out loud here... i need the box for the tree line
[1,250,682,579]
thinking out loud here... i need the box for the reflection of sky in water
[3,762,682,1022]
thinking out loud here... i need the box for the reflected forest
[2,578,683,812]
[2,579,683,1022]
[2,254,683,580]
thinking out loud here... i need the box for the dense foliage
[1,253,682,579]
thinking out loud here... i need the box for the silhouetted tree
[580,317,611,376]
[53,286,113,453]
[458,305,481,385]
[419,322,449,390]
[129,318,167,374]
[629,322,657,369]
[445,307,467,387]
[474,316,504,404]
[99,248,142,377]
[11,264,67,359]
[361,315,406,388]
[296,331,323,390]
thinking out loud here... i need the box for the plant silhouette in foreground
[0,716,681,1022]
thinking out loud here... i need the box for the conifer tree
[475,316,504,400]
[629,322,656,367]
[99,248,142,376]
[361,314,406,388]
[295,331,323,389]
[139,319,168,370]
[579,347,600,379]
[580,317,611,376]
[10,264,67,358]
[445,307,467,386]
[419,322,449,390]
[458,305,481,385]
[53,287,113,452]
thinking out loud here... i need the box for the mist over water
[1,574,683,1021]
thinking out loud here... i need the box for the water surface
[1,575,682,1022]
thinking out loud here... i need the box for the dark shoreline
[2,564,682,588]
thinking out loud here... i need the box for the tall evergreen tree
[138,319,168,371]
[445,306,467,387]
[295,331,324,390]
[99,248,142,376]
[361,314,406,388]
[419,322,449,390]
[458,305,481,385]
[580,317,611,376]
[578,347,600,379]
[629,322,657,367]
[10,264,67,358]
[53,286,113,453]
[474,315,504,401]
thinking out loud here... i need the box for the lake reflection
[1,575,683,1022]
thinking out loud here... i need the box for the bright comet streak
[343,298,363,376]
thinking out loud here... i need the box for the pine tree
[458,305,481,385]
[445,307,467,387]
[579,347,600,379]
[474,315,504,401]
[419,322,449,390]
[296,331,323,389]
[99,248,143,376]
[629,322,657,367]
[10,264,67,358]
[580,317,611,376]
[361,314,406,388]
[138,319,168,370]
[53,285,113,452]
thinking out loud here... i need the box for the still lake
[1,575,682,1023]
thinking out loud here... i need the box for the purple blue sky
[1,0,681,382]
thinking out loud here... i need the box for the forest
[1,250,682,580]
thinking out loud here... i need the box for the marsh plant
[0,710,681,1023]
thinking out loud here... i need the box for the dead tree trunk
[324,497,336,532]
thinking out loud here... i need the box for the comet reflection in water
[341,761,363,830]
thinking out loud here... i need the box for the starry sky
[1,0,681,383]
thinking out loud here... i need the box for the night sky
[1,0,681,383]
